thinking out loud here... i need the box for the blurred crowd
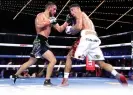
[0,58,133,80]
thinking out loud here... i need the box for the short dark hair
[45,2,56,9]
[69,4,80,9]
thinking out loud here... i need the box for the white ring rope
[0,33,77,39]
[99,31,133,38]
[13,0,70,20]
[13,0,32,20]
[106,6,133,29]
[56,0,71,19]
[0,64,132,70]
[0,43,131,49]
[88,0,105,17]
[0,31,132,39]
[0,55,131,59]
[0,43,71,48]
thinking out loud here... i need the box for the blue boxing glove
[65,26,73,34]
[65,26,80,35]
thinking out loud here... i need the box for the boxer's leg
[61,50,73,86]
[96,60,128,85]
[10,57,37,83]
[42,50,57,86]
[87,39,128,85]
[61,39,80,86]
[10,35,41,83]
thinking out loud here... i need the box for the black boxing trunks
[30,34,49,58]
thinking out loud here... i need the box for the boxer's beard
[49,12,52,17]
[49,12,54,17]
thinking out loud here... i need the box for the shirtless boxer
[61,4,128,86]
[10,2,70,86]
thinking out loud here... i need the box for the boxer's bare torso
[81,12,96,35]
[35,12,51,38]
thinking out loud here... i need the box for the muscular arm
[35,14,51,28]
[70,17,83,35]
[53,22,68,32]
[73,17,83,31]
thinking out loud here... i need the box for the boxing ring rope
[55,0,71,19]
[0,31,131,62]
[0,55,131,59]
[0,43,71,48]
[0,42,131,69]
[131,32,133,67]
[0,32,77,39]
[0,39,132,70]
[0,42,131,48]
[106,6,133,29]
[59,14,133,24]
[88,0,105,17]
[0,42,131,70]
[1,1,131,83]
[0,37,132,70]
[0,64,132,70]
[13,0,70,20]
[13,0,33,20]
[99,31,132,39]
[1,0,133,72]
[0,31,132,39]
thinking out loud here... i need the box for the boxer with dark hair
[61,3,128,86]
[10,2,70,86]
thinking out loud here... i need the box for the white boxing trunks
[73,30,105,61]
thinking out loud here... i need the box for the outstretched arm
[53,22,68,32]
[53,14,72,32]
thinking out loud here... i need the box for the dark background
[0,0,133,78]
[0,0,132,56]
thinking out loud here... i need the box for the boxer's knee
[42,50,57,65]
[96,61,113,70]
[27,57,37,65]
[96,61,107,68]
[29,57,37,62]
[67,53,71,59]
[50,58,57,65]
[67,50,73,58]
[65,51,73,65]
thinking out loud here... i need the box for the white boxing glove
[49,17,57,24]
[65,26,73,34]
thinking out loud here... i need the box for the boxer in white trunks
[61,4,128,86]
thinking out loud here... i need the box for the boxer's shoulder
[82,12,86,16]
[36,12,46,19]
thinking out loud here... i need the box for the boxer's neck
[44,10,50,18]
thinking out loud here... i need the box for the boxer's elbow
[77,24,82,31]
[75,26,82,31]
[36,24,44,28]
[55,27,62,32]
[59,23,68,32]
[58,27,63,32]
[76,27,82,31]
[55,25,64,33]
[74,24,82,31]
